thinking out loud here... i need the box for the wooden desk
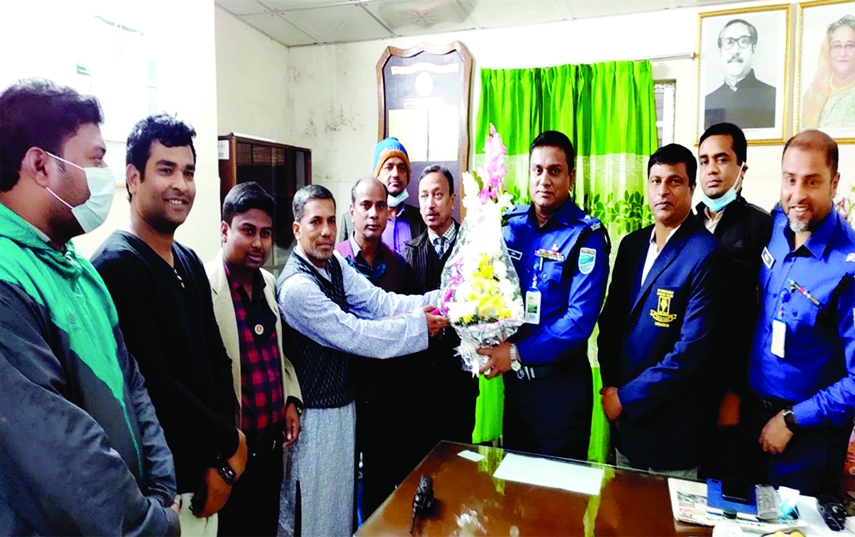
[357,442,712,537]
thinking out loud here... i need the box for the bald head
[351,176,387,203]
[783,129,839,177]
[350,176,388,243]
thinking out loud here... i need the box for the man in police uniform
[695,123,773,480]
[747,129,855,496]
[598,144,726,478]
[477,130,610,460]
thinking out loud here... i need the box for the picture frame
[696,4,792,145]
[376,41,472,221]
[796,0,855,142]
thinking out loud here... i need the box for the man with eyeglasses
[705,18,777,130]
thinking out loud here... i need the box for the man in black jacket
[92,114,247,525]
[695,122,773,480]
[404,165,478,452]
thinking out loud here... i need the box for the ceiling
[215,0,763,47]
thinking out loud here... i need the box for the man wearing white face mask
[338,137,425,254]
[0,79,180,535]
[695,122,773,482]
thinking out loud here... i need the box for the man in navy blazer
[598,144,727,478]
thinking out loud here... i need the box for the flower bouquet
[438,124,524,377]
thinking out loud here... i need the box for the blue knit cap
[373,137,411,178]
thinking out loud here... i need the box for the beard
[788,216,809,234]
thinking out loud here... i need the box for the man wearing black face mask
[206,182,303,536]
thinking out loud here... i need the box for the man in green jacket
[0,78,180,536]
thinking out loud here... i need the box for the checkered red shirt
[226,265,285,441]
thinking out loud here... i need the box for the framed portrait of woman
[797,0,855,142]
[696,5,792,145]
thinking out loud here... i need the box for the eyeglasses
[831,42,855,53]
[721,36,752,50]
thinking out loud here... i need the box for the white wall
[215,7,292,143]
[256,0,855,214]
[0,0,222,262]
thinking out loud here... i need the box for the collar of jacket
[408,219,459,249]
[0,201,83,281]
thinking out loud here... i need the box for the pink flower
[835,195,850,222]
[473,124,508,206]
[478,187,492,203]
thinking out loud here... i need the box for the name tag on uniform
[771,319,786,358]
[524,289,541,324]
[762,247,775,270]
[508,248,522,261]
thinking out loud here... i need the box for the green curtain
[473,60,658,463]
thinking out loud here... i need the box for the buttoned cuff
[792,400,819,428]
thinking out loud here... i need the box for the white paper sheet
[457,450,485,462]
[492,453,604,495]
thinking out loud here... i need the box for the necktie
[433,237,446,258]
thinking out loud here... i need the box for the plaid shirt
[226,265,285,441]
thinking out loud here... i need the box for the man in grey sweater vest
[277,185,446,537]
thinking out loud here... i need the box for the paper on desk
[492,453,604,495]
[458,450,486,462]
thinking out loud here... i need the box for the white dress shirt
[641,225,680,284]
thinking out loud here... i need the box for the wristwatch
[509,343,522,372]
[215,456,237,486]
[782,408,799,432]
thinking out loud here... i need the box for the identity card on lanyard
[524,261,541,325]
[771,289,789,358]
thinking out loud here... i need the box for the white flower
[447,301,478,323]
[499,279,516,299]
[493,260,508,279]
[456,282,474,300]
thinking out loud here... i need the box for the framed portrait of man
[696,5,792,144]
[796,0,855,142]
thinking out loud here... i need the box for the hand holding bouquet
[438,125,524,376]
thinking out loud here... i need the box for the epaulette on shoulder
[504,204,529,218]
[582,213,604,232]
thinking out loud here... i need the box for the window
[654,81,676,148]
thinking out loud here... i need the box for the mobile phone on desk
[721,477,753,504]
[707,478,758,515]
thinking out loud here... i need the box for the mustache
[728,54,744,63]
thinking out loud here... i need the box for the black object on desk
[409,474,436,534]
[817,495,846,531]
[708,478,758,515]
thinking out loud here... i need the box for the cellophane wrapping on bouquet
[438,125,523,443]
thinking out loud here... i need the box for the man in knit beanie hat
[339,137,425,254]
